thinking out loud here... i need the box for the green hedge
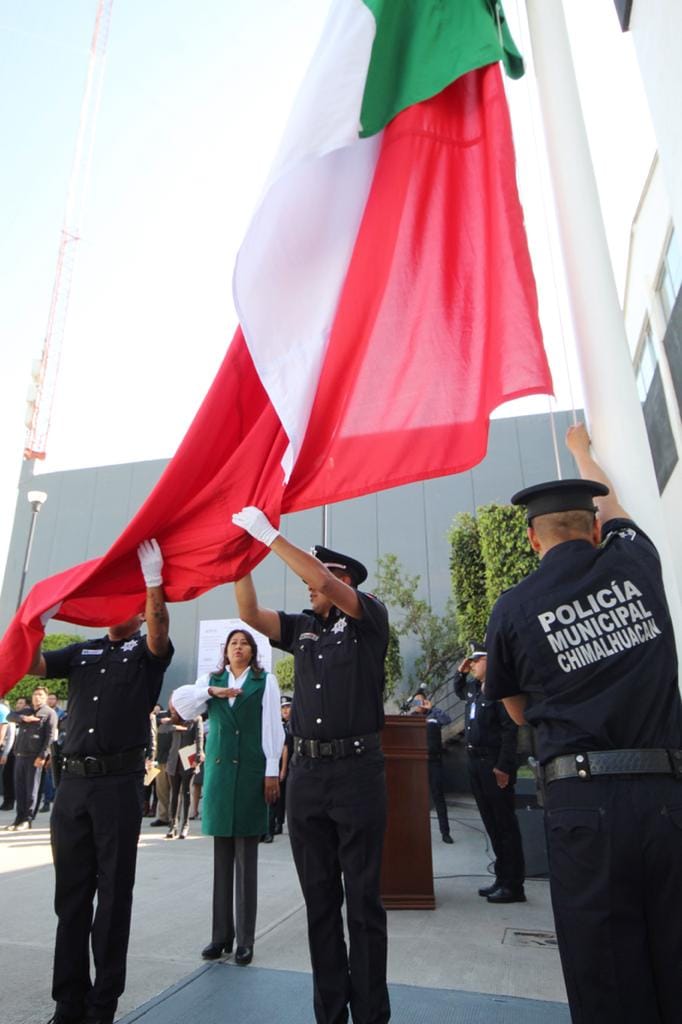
[4,633,84,705]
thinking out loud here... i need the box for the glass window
[658,229,682,322]
[635,323,657,402]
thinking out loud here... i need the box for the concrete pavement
[0,796,567,1023]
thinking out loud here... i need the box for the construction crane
[24,0,114,460]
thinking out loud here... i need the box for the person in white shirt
[171,628,282,966]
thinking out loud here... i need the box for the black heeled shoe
[234,945,253,965]
[201,941,231,960]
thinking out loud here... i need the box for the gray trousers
[212,836,259,948]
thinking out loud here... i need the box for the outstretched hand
[232,507,280,547]
[566,423,591,458]
[137,538,164,588]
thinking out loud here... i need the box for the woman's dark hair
[212,628,263,678]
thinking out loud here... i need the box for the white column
[525,0,682,641]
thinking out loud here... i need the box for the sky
[0,0,657,590]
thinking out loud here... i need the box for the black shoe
[165,827,177,840]
[261,833,274,843]
[0,802,15,811]
[45,1013,85,1024]
[201,941,231,960]
[441,833,454,844]
[478,881,500,897]
[235,945,253,965]
[149,818,169,827]
[487,886,526,904]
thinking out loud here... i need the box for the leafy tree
[383,625,402,701]
[374,554,461,702]
[273,654,295,695]
[4,633,85,705]
[477,503,538,610]
[448,512,488,649]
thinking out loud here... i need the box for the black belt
[61,748,146,777]
[544,748,682,784]
[466,745,497,757]
[293,733,381,759]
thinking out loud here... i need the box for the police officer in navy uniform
[232,505,390,1024]
[31,539,174,1024]
[454,643,525,901]
[485,425,682,1024]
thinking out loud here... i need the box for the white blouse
[171,669,283,776]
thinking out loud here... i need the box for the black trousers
[468,752,524,890]
[14,753,42,822]
[51,772,144,1022]
[168,767,193,831]
[545,775,682,1024]
[287,749,390,1024]
[427,758,450,836]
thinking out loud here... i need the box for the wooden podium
[380,714,435,909]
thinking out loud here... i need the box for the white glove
[232,506,280,547]
[137,538,164,588]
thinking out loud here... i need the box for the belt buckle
[319,742,333,758]
[84,756,104,776]
[574,753,591,780]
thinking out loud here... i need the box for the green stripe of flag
[359,0,524,138]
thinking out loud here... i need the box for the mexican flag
[0,0,552,692]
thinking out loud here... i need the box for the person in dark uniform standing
[454,643,525,902]
[485,424,682,1024]
[30,539,174,1024]
[5,686,57,830]
[232,504,390,1024]
[407,693,454,843]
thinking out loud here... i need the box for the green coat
[201,668,268,838]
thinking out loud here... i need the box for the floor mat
[118,963,570,1023]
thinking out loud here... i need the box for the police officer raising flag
[484,424,682,1024]
[232,506,390,1024]
[32,539,174,1024]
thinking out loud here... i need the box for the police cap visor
[310,545,368,586]
[511,478,609,523]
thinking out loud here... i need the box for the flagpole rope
[513,0,580,478]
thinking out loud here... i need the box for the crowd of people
[1,424,681,1024]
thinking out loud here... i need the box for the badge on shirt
[331,616,347,635]
[299,632,319,641]
[82,649,104,656]
[121,638,139,652]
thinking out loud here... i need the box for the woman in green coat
[171,628,282,965]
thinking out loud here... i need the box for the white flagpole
[525,0,682,650]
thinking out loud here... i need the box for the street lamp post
[16,490,48,611]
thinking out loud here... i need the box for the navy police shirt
[485,519,682,764]
[273,591,388,741]
[43,631,174,757]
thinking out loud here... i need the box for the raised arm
[232,507,362,620]
[566,424,629,524]
[137,540,170,658]
[234,573,282,641]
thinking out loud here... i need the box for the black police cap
[311,545,368,586]
[468,641,487,659]
[280,694,292,707]
[511,478,609,523]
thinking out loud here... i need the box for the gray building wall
[1,410,578,701]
